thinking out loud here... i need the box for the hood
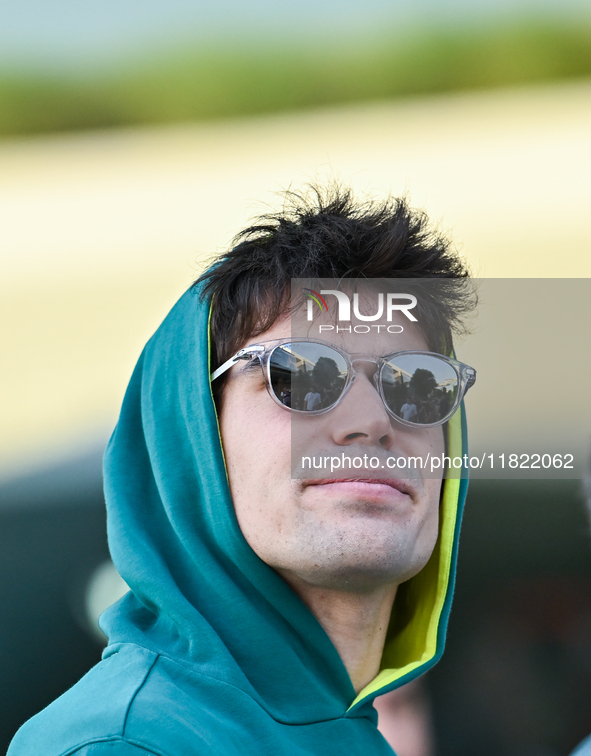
[101,282,468,723]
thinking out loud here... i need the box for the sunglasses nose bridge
[349,356,381,389]
[350,355,378,368]
[350,355,379,373]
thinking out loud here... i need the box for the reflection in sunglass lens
[381,354,459,425]
[269,343,349,412]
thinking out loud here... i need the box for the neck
[279,572,398,694]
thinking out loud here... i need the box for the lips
[303,477,415,498]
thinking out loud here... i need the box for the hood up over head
[101,281,469,723]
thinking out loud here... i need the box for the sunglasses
[211,338,476,428]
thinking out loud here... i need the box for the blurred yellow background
[3,79,591,475]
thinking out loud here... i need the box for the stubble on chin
[268,493,438,593]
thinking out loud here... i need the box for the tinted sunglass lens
[381,355,459,425]
[269,343,348,411]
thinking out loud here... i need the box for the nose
[329,371,395,449]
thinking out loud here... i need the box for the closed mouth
[303,478,415,497]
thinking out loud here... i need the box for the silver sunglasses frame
[211,337,476,429]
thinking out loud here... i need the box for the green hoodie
[8,284,469,756]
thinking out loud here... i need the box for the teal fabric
[8,284,468,756]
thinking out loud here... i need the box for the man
[304,385,322,411]
[400,399,418,424]
[9,187,476,755]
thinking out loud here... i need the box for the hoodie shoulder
[7,645,163,756]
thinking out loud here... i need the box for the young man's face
[218,307,445,594]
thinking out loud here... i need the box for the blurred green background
[1,1,591,137]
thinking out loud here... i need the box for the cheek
[407,426,445,464]
[420,427,446,472]
[219,390,296,560]
[219,385,292,490]
[432,426,446,456]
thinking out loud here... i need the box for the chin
[291,555,424,593]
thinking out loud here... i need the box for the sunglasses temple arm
[211,355,240,382]
[211,345,266,382]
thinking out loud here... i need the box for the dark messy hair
[196,185,476,393]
